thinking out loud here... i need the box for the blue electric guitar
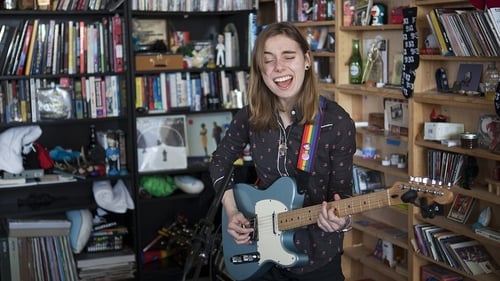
[221,177,454,280]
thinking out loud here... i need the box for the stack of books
[413,224,499,275]
[85,222,129,253]
[75,248,136,281]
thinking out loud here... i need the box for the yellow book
[428,10,453,56]
[67,21,75,74]
[24,19,38,75]
[135,76,144,109]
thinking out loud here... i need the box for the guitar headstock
[388,177,454,206]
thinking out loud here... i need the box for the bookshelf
[128,1,257,280]
[0,2,136,280]
[410,1,500,280]
[0,1,258,281]
[334,0,410,278]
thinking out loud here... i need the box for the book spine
[135,76,144,109]
[16,22,34,75]
[0,236,11,281]
[112,14,124,72]
[94,76,105,117]
[428,11,453,56]
[79,21,86,73]
[74,78,84,119]
[8,237,20,281]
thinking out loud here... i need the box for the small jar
[460,133,478,149]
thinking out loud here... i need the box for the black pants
[251,254,344,281]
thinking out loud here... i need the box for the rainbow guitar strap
[297,96,326,173]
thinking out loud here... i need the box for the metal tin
[460,133,478,149]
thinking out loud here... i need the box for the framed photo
[454,64,483,92]
[447,194,476,223]
[131,19,168,52]
[391,52,403,85]
[136,115,187,172]
[384,99,409,136]
[352,0,372,26]
[185,112,232,163]
[353,166,383,194]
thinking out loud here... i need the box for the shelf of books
[409,0,500,280]
[128,2,258,279]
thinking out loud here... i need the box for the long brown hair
[247,22,320,131]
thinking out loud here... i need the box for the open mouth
[274,75,293,89]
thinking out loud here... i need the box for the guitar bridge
[248,217,258,241]
[230,252,260,264]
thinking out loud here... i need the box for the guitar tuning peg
[415,177,422,184]
[422,178,429,185]
[431,179,437,186]
[408,176,415,183]
[447,182,452,189]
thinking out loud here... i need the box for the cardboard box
[135,53,183,71]
[424,122,464,141]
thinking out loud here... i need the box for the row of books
[413,223,498,276]
[75,248,136,281]
[427,149,464,186]
[0,75,124,124]
[0,217,79,281]
[49,0,113,11]
[131,0,257,12]
[85,224,129,253]
[134,70,248,113]
[426,7,500,57]
[0,15,125,77]
[276,0,334,23]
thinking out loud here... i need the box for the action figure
[215,34,225,67]
[106,132,120,176]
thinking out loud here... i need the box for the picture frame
[131,19,168,52]
[454,63,483,92]
[353,166,384,194]
[136,115,187,172]
[352,0,372,26]
[185,112,232,164]
[384,98,409,136]
[391,52,403,85]
[447,194,476,223]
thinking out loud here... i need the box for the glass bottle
[362,135,376,159]
[483,62,499,101]
[349,38,363,84]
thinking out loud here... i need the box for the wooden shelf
[413,252,499,281]
[344,246,408,281]
[414,136,500,162]
[413,92,494,110]
[352,215,409,249]
[336,84,405,100]
[353,156,408,179]
[294,20,335,27]
[339,24,402,31]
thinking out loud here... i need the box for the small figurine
[215,34,225,67]
[301,0,314,22]
[106,132,120,176]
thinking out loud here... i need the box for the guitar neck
[277,190,392,231]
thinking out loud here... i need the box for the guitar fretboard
[277,190,392,231]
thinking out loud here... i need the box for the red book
[16,22,34,75]
[111,14,124,72]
